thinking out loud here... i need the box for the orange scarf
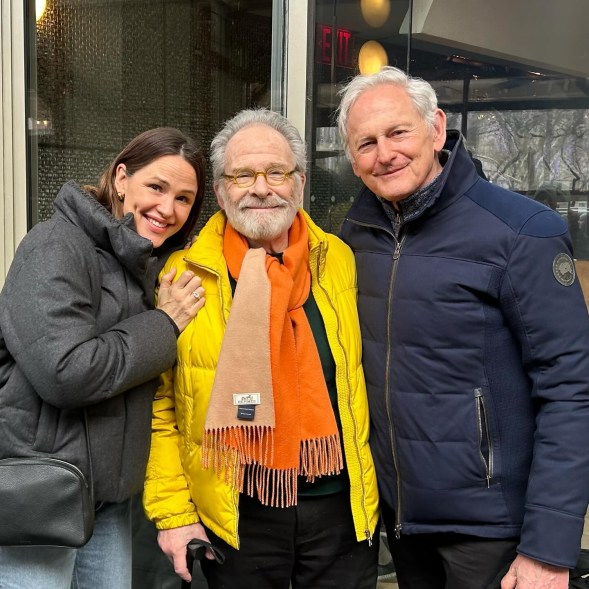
[203,212,342,507]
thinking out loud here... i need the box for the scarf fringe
[203,426,275,482]
[299,434,343,481]
[203,431,343,507]
[243,462,298,508]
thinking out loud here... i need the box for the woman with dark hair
[0,127,207,589]
[88,127,205,248]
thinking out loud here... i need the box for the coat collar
[54,181,171,285]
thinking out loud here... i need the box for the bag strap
[32,402,94,503]
[82,409,95,503]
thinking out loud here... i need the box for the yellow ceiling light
[360,0,391,28]
[358,41,388,75]
[36,0,47,22]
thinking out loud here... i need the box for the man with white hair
[143,109,379,589]
[337,66,589,589]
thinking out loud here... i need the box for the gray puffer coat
[0,181,179,502]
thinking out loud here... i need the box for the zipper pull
[393,242,401,260]
[395,523,402,540]
[365,530,373,547]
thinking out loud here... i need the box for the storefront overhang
[401,0,589,78]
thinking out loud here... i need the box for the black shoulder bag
[0,410,95,548]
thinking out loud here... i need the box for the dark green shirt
[297,289,347,496]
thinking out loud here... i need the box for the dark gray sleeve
[0,229,178,409]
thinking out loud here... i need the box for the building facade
[2,0,589,279]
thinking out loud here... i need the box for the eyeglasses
[222,167,297,188]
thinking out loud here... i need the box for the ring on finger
[192,290,201,301]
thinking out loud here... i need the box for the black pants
[201,489,378,589]
[382,503,518,589]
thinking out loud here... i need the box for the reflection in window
[462,108,589,259]
[464,109,589,194]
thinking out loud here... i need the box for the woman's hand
[157,268,205,333]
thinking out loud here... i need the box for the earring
[117,192,125,202]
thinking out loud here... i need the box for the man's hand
[157,523,212,582]
[501,554,569,589]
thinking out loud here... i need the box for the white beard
[220,190,300,243]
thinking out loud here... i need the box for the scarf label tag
[237,405,256,421]
[233,393,261,406]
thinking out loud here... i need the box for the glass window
[421,56,589,260]
[27,0,276,231]
[308,0,410,233]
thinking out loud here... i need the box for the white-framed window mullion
[0,0,27,285]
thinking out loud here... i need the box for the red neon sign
[317,25,352,68]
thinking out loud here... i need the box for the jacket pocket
[474,387,493,486]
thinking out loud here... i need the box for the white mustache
[237,197,289,210]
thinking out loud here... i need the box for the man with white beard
[143,109,379,589]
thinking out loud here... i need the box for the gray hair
[210,109,307,181]
[337,66,439,160]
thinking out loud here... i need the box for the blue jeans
[0,499,132,589]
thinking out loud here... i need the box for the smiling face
[346,84,447,204]
[215,124,305,253]
[115,154,197,248]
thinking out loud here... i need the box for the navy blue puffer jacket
[340,131,589,568]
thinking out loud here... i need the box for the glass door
[27,0,278,230]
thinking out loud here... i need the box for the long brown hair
[87,127,205,247]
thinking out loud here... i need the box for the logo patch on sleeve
[552,253,575,286]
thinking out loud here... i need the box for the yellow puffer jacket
[144,210,379,549]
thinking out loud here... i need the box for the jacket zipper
[311,243,373,545]
[345,217,406,539]
[387,232,406,539]
[474,387,493,487]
